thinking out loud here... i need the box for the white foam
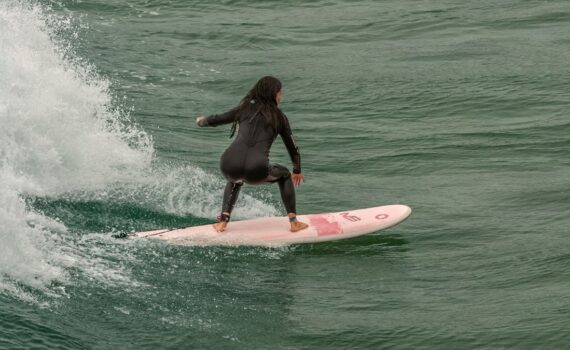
[0,3,153,195]
[0,1,276,302]
[129,164,278,220]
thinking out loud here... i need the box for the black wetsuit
[199,100,301,218]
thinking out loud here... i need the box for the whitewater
[0,1,275,302]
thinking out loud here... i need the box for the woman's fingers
[292,173,304,187]
[196,116,205,125]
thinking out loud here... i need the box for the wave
[0,1,275,302]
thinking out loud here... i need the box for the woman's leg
[222,181,243,216]
[267,164,308,232]
[214,181,243,232]
[267,164,296,213]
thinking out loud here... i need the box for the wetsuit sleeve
[279,115,301,174]
[199,108,238,127]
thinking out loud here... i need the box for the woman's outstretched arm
[196,108,238,127]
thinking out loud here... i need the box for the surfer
[196,76,309,233]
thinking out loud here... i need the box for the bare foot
[213,221,228,232]
[290,220,309,232]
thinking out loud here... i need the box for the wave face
[0,1,275,301]
[0,1,155,299]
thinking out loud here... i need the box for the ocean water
[1,0,569,348]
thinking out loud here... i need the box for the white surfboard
[130,204,411,246]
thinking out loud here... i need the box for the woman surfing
[196,76,309,233]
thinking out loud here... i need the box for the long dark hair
[230,76,284,138]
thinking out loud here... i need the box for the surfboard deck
[130,204,411,246]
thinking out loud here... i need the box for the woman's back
[222,101,285,183]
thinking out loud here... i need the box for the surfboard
[130,204,411,246]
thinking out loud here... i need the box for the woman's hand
[291,173,304,187]
[196,116,205,126]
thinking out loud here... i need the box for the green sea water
[1,0,569,348]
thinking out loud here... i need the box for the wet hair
[230,76,284,138]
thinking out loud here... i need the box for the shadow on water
[291,232,410,256]
[25,196,209,235]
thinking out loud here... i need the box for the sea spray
[0,0,154,300]
[0,1,276,301]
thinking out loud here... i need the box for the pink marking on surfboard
[308,215,343,236]
[375,213,389,220]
